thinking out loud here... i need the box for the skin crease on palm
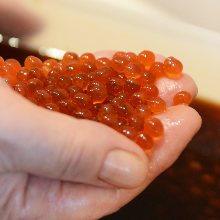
[0,1,202,220]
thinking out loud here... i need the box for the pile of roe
[0,50,191,152]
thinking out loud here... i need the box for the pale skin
[0,1,202,220]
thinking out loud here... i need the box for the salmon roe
[0,50,188,152]
[173,91,192,105]
[138,50,155,70]
[144,117,164,139]
[24,56,42,70]
[95,57,111,68]
[163,56,183,79]
[63,52,78,64]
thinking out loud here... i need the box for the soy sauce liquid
[1,41,219,220]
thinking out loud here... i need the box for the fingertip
[183,105,202,130]
[94,51,116,59]
[183,74,198,99]
[156,74,198,106]
[149,105,201,176]
[159,105,202,140]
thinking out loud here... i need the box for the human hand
[0,0,42,37]
[0,51,201,220]
[0,2,202,219]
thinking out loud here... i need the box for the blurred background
[2,0,220,219]
[21,0,220,104]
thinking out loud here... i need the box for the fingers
[103,105,202,214]
[149,105,202,176]
[0,80,148,189]
[0,0,43,37]
[13,105,202,220]
[156,74,198,106]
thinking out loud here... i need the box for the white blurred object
[21,0,220,103]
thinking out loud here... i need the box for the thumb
[0,80,148,188]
